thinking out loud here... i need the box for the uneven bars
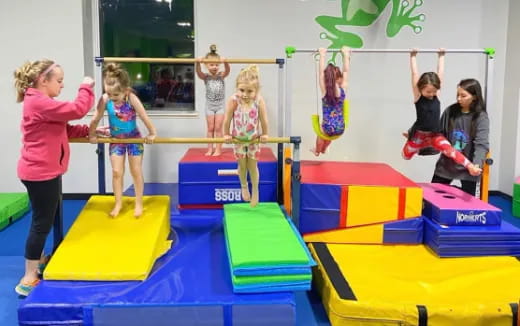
[70,137,293,144]
[97,57,281,64]
[287,48,491,54]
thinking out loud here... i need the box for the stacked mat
[223,202,315,293]
[514,177,520,217]
[421,183,520,257]
[0,192,29,230]
[178,148,277,206]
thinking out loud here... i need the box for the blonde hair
[205,44,220,60]
[13,59,56,103]
[236,65,260,90]
[103,62,131,94]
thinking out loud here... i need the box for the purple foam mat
[420,183,501,226]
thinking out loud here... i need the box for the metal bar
[70,137,293,144]
[96,143,106,194]
[285,54,292,137]
[277,62,285,204]
[99,57,280,64]
[291,139,301,229]
[292,48,488,54]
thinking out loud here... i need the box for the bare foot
[110,204,122,217]
[241,185,251,202]
[204,149,213,156]
[212,150,222,157]
[134,204,143,218]
[309,148,320,157]
[250,190,259,208]
[468,164,482,176]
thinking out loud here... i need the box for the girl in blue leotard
[89,63,157,217]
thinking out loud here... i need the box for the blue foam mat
[18,212,295,326]
[179,183,277,205]
[424,217,520,242]
[383,217,424,244]
[299,184,342,233]
[424,217,520,257]
[179,160,277,183]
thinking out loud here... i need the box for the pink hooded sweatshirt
[17,85,94,181]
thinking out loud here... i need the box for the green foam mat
[513,200,520,218]
[223,202,310,269]
[514,182,520,201]
[232,271,311,286]
[0,192,29,230]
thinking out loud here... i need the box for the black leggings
[21,176,61,260]
[431,174,477,196]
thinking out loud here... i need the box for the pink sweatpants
[402,130,470,167]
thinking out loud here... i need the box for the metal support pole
[277,60,285,204]
[97,143,106,194]
[291,137,301,229]
[479,50,495,200]
[285,54,292,139]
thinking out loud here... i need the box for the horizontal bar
[69,137,292,144]
[292,48,488,54]
[99,57,279,64]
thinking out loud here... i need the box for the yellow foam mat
[44,195,171,281]
[309,243,520,325]
[304,223,384,243]
[344,186,422,227]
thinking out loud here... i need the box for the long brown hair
[323,63,340,106]
[447,78,486,137]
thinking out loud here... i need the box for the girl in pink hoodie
[14,59,101,296]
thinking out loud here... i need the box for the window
[99,0,195,112]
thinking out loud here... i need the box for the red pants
[402,131,470,167]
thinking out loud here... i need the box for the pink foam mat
[419,183,500,211]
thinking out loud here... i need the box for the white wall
[0,0,514,194]
[195,0,509,188]
[502,0,520,195]
[0,0,99,193]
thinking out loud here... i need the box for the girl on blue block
[90,63,157,217]
[223,65,269,207]
[196,44,231,157]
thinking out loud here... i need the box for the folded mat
[424,217,520,242]
[224,202,314,273]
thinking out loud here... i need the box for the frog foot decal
[387,0,426,37]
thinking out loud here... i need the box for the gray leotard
[204,74,225,115]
